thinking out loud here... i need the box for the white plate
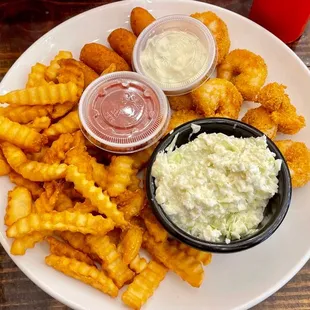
[1,1,310,309]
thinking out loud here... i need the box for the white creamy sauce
[152,133,282,243]
[140,30,208,87]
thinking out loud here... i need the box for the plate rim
[1,1,310,309]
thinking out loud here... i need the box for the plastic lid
[132,15,217,96]
[79,72,170,154]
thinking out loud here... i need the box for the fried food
[130,7,156,36]
[143,233,204,287]
[47,236,94,265]
[6,211,115,238]
[57,59,84,96]
[78,61,99,88]
[108,28,137,66]
[2,142,67,181]
[166,109,203,133]
[107,156,135,197]
[191,78,243,119]
[80,43,130,74]
[141,207,168,243]
[118,226,143,265]
[54,193,74,212]
[86,235,135,288]
[10,232,50,255]
[91,158,108,190]
[0,105,52,123]
[130,144,157,170]
[44,110,80,139]
[8,172,43,199]
[100,63,117,76]
[26,116,51,132]
[45,50,73,82]
[43,133,74,164]
[217,49,268,100]
[168,94,194,111]
[129,254,148,274]
[191,11,230,65]
[45,255,118,297]
[256,83,306,135]
[128,174,141,191]
[5,187,32,227]
[113,189,145,221]
[33,181,62,213]
[122,261,167,309]
[66,165,126,226]
[242,106,278,139]
[275,140,310,188]
[0,149,11,176]
[26,146,48,162]
[0,116,47,152]
[50,101,76,119]
[26,63,49,88]
[0,82,79,105]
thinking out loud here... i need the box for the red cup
[250,0,310,43]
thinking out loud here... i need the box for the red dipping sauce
[250,0,310,43]
[79,72,170,154]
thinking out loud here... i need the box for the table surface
[0,0,309,309]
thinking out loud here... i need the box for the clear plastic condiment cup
[132,14,217,96]
[78,71,170,154]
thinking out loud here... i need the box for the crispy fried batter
[45,51,73,82]
[130,144,157,170]
[275,140,310,188]
[217,49,267,100]
[130,7,155,36]
[26,63,49,88]
[78,61,99,88]
[192,78,243,118]
[242,106,278,139]
[168,94,194,111]
[191,11,230,65]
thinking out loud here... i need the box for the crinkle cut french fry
[47,236,94,265]
[77,61,99,88]
[2,142,67,182]
[86,235,134,288]
[127,174,141,191]
[118,226,143,265]
[129,254,148,274]
[5,187,32,227]
[66,200,97,213]
[130,144,157,170]
[26,116,51,132]
[50,101,76,119]
[6,211,115,238]
[113,189,145,221]
[66,165,126,226]
[44,110,80,139]
[11,232,50,255]
[107,156,135,197]
[57,59,84,96]
[26,146,48,162]
[122,260,167,309]
[91,158,108,189]
[33,181,62,213]
[9,172,43,199]
[43,133,74,164]
[26,63,49,88]
[45,50,73,82]
[45,255,118,297]
[0,116,47,152]
[0,82,79,106]
[0,105,53,123]
[141,207,168,242]
[0,149,11,176]
[143,233,204,287]
[54,193,74,211]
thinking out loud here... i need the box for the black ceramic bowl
[146,118,292,253]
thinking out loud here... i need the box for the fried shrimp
[242,106,278,139]
[191,78,243,119]
[166,110,203,133]
[191,11,230,65]
[168,94,194,111]
[217,49,268,101]
[256,82,305,135]
[275,140,310,188]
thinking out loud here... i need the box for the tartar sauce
[140,30,208,88]
[152,133,282,243]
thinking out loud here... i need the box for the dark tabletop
[0,0,310,309]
